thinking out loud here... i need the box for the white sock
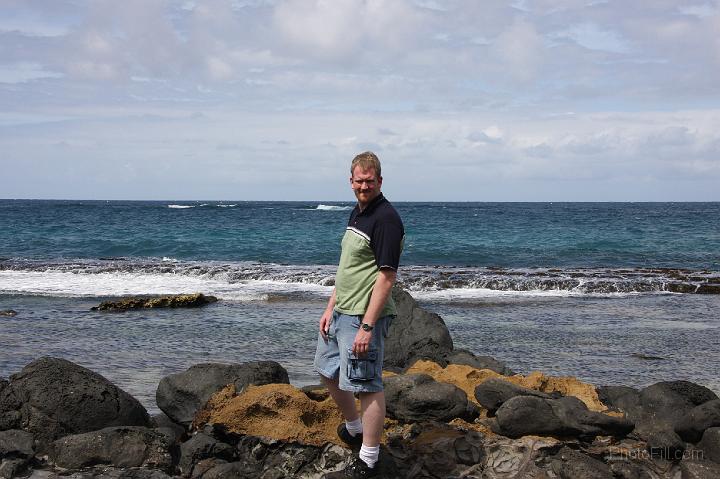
[345,417,363,436]
[359,444,380,468]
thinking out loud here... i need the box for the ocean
[1,200,719,412]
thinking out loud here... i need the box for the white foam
[410,287,636,301]
[316,204,352,211]
[0,270,333,302]
[167,204,194,209]
[217,204,237,208]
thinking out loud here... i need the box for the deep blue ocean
[1,200,719,412]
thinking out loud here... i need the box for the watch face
[361,323,373,331]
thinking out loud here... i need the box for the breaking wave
[1,258,718,301]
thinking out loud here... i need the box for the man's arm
[352,268,396,354]
[319,288,336,340]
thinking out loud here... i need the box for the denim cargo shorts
[314,311,392,393]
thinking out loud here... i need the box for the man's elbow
[378,268,397,284]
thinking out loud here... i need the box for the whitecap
[167,204,194,209]
[217,204,237,208]
[316,204,352,211]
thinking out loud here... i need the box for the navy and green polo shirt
[334,193,404,317]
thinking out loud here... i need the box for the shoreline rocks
[2,358,720,478]
[91,293,218,311]
[2,293,720,478]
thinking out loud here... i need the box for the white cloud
[1,0,719,200]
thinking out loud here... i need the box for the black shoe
[337,422,363,447]
[323,457,379,478]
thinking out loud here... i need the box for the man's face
[350,166,382,208]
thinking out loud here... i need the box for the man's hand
[319,309,333,340]
[352,328,373,355]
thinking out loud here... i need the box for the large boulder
[474,377,556,414]
[493,395,633,439]
[385,288,454,369]
[675,399,720,443]
[598,381,718,443]
[156,361,289,426]
[49,426,173,471]
[384,373,478,423]
[8,357,150,448]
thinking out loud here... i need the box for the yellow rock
[194,383,346,446]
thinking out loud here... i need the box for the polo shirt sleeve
[371,219,404,270]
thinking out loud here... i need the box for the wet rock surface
[91,293,218,311]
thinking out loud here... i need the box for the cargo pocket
[346,349,377,381]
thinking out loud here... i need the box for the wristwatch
[361,323,374,332]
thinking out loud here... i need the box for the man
[315,152,404,478]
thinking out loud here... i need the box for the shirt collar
[357,192,385,216]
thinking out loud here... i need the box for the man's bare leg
[359,391,385,447]
[319,374,359,421]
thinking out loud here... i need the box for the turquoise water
[1,200,718,268]
[1,200,719,412]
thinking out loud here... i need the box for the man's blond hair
[350,151,381,178]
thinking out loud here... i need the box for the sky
[1,0,719,201]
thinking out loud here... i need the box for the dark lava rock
[698,427,720,464]
[444,348,514,375]
[151,412,186,444]
[384,423,485,478]
[230,435,348,479]
[680,459,720,478]
[696,284,720,294]
[494,395,633,439]
[474,377,556,414]
[49,426,173,471]
[0,457,30,478]
[384,373,478,423]
[385,288,454,369]
[0,379,21,431]
[550,447,613,479]
[596,385,642,415]
[600,381,717,443]
[0,310,16,317]
[9,357,150,449]
[91,293,218,311]
[676,399,720,443]
[178,433,235,477]
[0,429,34,458]
[51,466,174,478]
[156,361,289,426]
[646,429,686,460]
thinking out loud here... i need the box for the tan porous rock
[193,383,346,446]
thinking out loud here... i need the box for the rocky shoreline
[2,289,720,478]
